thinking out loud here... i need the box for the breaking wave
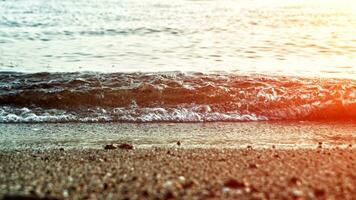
[0,72,355,123]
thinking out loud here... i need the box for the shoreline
[1,122,355,151]
[1,147,355,200]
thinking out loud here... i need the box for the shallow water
[0,0,355,78]
[0,122,355,150]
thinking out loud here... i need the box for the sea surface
[0,0,355,77]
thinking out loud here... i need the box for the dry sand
[0,147,355,200]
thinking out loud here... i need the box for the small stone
[288,177,300,185]
[163,181,173,190]
[68,176,74,183]
[248,163,258,169]
[314,188,326,197]
[291,189,303,197]
[118,143,134,150]
[272,145,275,149]
[222,187,230,193]
[244,187,252,193]
[59,148,65,151]
[247,145,253,149]
[178,176,185,183]
[224,179,248,189]
[317,142,323,148]
[63,189,69,198]
[104,144,116,150]
[177,141,181,146]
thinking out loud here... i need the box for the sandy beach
[1,147,355,200]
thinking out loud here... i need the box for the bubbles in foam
[0,106,267,123]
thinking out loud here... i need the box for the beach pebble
[291,189,303,197]
[163,181,173,190]
[104,144,117,150]
[63,189,69,198]
[224,179,248,189]
[288,176,300,185]
[178,176,185,183]
[248,163,258,169]
[118,143,134,150]
[222,187,230,193]
[318,142,323,148]
[313,188,326,197]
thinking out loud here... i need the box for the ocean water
[0,0,356,123]
[0,0,355,77]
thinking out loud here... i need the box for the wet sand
[1,147,355,200]
[1,122,356,150]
